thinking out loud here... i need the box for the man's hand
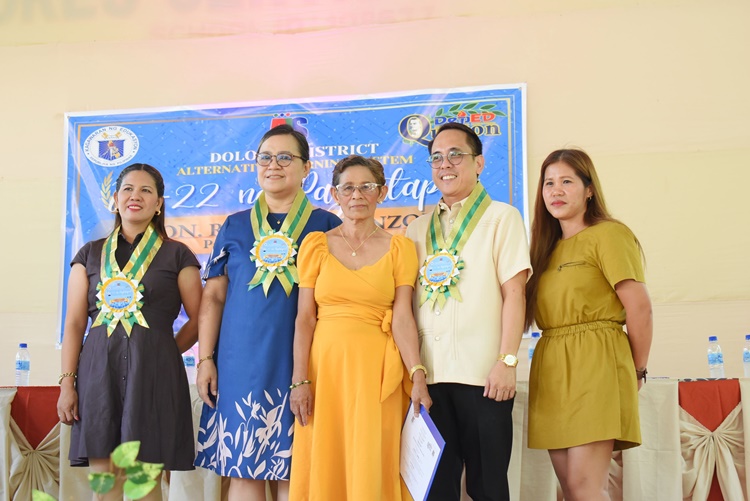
[483,362,516,401]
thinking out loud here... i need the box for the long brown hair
[525,149,629,329]
[112,163,169,239]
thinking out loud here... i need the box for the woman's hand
[410,372,432,415]
[290,384,314,426]
[57,382,79,425]
[197,360,218,408]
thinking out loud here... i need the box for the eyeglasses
[335,183,383,197]
[427,151,477,169]
[256,153,306,167]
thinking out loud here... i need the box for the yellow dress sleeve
[297,232,326,289]
[392,235,419,288]
[595,222,645,287]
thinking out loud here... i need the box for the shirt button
[449,219,454,224]
[435,336,441,341]
[122,376,126,380]
[435,310,441,316]
[124,355,127,359]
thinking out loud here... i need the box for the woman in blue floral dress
[194,125,340,500]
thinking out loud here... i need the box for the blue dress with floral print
[194,207,340,479]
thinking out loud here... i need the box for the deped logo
[398,102,505,148]
[83,126,140,167]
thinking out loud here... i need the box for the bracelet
[636,367,648,383]
[408,364,428,382]
[58,372,77,385]
[197,355,214,369]
[289,380,311,390]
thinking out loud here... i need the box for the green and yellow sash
[248,189,312,297]
[419,182,491,309]
[92,224,163,336]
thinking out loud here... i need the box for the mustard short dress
[528,221,644,451]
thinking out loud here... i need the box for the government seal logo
[83,126,139,167]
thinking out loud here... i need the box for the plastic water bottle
[743,335,750,378]
[183,352,196,385]
[528,332,541,361]
[15,343,30,386]
[707,336,725,378]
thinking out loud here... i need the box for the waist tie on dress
[378,309,404,403]
[317,306,402,403]
[542,320,623,337]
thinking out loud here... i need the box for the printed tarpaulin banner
[61,85,527,341]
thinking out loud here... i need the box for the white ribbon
[681,403,746,501]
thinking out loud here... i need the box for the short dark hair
[427,122,483,156]
[257,124,310,161]
[331,155,386,186]
[113,163,168,239]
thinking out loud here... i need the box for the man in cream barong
[406,123,531,501]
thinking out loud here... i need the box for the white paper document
[400,402,445,501]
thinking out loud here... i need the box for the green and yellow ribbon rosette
[248,189,312,297]
[419,182,491,310]
[92,224,163,336]
[419,248,466,309]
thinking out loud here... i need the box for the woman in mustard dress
[289,155,431,501]
[526,149,653,501]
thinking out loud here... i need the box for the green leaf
[32,491,57,501]
[448,104,461,113]
[480,104,496,111]
[125,461,149,484]
[126,461,164,484]
[123,478,158,500]
[464,102,478,109]
[112,441,141,468]
[435,108,444,116]
[88,472,116,494]
[141,462,164,480]
[494,111,507,117]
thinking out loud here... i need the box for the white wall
[0,0,748,384]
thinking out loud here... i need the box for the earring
[156,209,161,215]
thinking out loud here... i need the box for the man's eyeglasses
[427,151,477,169]
[335,183,383,197]
[257,153,306,167]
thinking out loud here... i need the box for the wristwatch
[497,354,519,367]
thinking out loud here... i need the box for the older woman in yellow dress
[289,155,431,500]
